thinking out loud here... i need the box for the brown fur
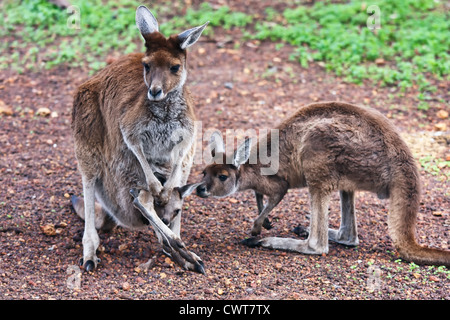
[198,101,450,267]
[71,6,207,273]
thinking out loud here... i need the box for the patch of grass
[419,155,450,177]
[250,0,449,102]
[1,0,142,73]
[0,1,251,74]
[1,0,448,105]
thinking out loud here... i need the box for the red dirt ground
[0,6,449,300]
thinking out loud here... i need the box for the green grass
[251,0,449,94]
[0,1,251,73]
[1,0,448,100]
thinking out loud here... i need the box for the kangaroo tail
[388,156,450,267]
[70,195,116,231]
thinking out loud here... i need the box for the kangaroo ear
[178,182,204,199]
[136,6,159,36]
[209,131,225,158]
[178,21,209,50]
[233,138,252,168]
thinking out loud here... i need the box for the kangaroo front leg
[80,177,100,271]
[329,191,359,246]
[130,189,205,274]
[252,190,331,254]
[159,163,182,204]
[121,129,163,196]
[251,192,285,236]
[255,191,272,230]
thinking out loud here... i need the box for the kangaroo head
[155,183,203,226]
[197,132,252,198]
[135,6,208,101]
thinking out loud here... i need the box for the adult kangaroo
[71,6,208,273]
[196,102,450,267]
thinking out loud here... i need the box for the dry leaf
[36,107,51,117]
[0,100,13,116]
[436,110,448,119]
[41,224,56,236]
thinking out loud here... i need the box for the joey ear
[233,138,252,168]
[178,21,209,50]
[178,182,204,199]
[209,131,225,158]
[136,6,159,36]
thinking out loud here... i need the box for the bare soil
[0,19,449,301]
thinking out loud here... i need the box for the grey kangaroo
[71,6,208,273]
[196,101,450,267]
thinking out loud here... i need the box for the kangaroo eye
[218,175,228,181]
[170,64,180,73]
[142,62,150,72]
[174,209,181,216]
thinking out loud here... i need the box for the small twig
[0,227,23,234]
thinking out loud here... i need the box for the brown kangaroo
[71,6,208,273]
[196,101,450,267]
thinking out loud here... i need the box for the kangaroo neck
[236,164,262,192]
[147,88,186,119]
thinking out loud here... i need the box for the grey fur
[198,102,450,267]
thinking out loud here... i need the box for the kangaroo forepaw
[241,237,262,248]
[262,217,273,230]
[293,224,309,238]
[130,188,140,199]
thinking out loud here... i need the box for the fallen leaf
[40,224,56,236]
[434,122,447,131]
[432,211,442,216]
[36,107,51,117]
[429,276,439,282]
[436,110,448,119]
[0,100,13,116]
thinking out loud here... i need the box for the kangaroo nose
[196,184,208,198]
[161,217,170,226]
[149,86,162,99]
